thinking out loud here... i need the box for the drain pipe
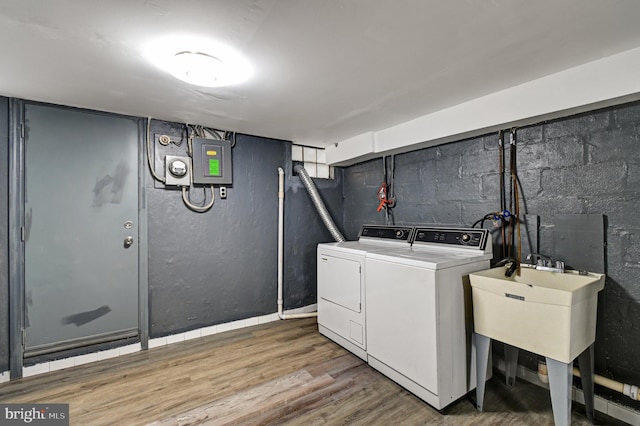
[277,167,318,320]
[573,368,640,401]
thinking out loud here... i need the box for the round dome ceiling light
[170,51,224,87]
[144,35,254,88]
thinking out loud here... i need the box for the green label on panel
[209,158,220,176]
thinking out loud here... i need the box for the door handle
[124,236,134,248]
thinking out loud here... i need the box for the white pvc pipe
[277,167,284,316]
[573,368,640,401]
[277,167,317,320]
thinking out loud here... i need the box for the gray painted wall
[341,101,640,409]
[0,97,8,372]
[0,104,345,369]
[147,120,343,337]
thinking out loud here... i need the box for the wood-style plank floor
[0,318,627,425]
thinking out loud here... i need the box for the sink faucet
[526,253,565,273]
[495,256,520,277]
[527,252,552,264]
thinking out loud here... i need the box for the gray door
[23,104,139,356]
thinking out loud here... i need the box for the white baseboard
[22,342,142,378]
[147,311,283,349]
[11,307,316,381]
[282,303,317,315]
[496,359,640,425]
[0,370,9,383]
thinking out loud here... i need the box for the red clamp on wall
[377,183,395,212]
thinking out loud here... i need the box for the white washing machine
[365,227,493,409]
[317,225,414,359]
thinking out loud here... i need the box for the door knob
[124,236,134,248]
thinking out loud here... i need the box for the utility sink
[470,266,605,363]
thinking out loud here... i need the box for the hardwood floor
[0,318,627,425]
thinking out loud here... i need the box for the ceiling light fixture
[144,35,253,88]
[170,51,224,87]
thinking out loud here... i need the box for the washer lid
[366,246,492,269]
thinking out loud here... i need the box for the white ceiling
[2,0,640,148]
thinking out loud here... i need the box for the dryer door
[318,254,361,312]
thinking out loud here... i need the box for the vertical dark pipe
[499,131,506,259]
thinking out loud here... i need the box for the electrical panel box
[165,155,192,187]
[192,138,232,185]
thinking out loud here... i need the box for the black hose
[499,131,506,258]
[508,131,516,256]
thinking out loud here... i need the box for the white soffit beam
[326,46,640,166]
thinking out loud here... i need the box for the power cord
[181,185,215,212]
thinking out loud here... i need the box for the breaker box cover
[192,138,232,185]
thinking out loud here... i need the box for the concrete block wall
[342,100,640,410]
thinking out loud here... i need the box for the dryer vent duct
[294,164,345,242]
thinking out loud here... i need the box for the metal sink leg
[504,344,520,387]
[577,344,595,423]
[474,333,491,412]
[547,356,573,426]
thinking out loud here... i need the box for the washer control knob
[461,233,471,243]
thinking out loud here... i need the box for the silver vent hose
[294,164,345,242]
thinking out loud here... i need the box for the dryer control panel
[359,225,413,242]
[413,227,489,249]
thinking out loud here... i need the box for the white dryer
[365,227,493,409]
[317,225,413,359]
